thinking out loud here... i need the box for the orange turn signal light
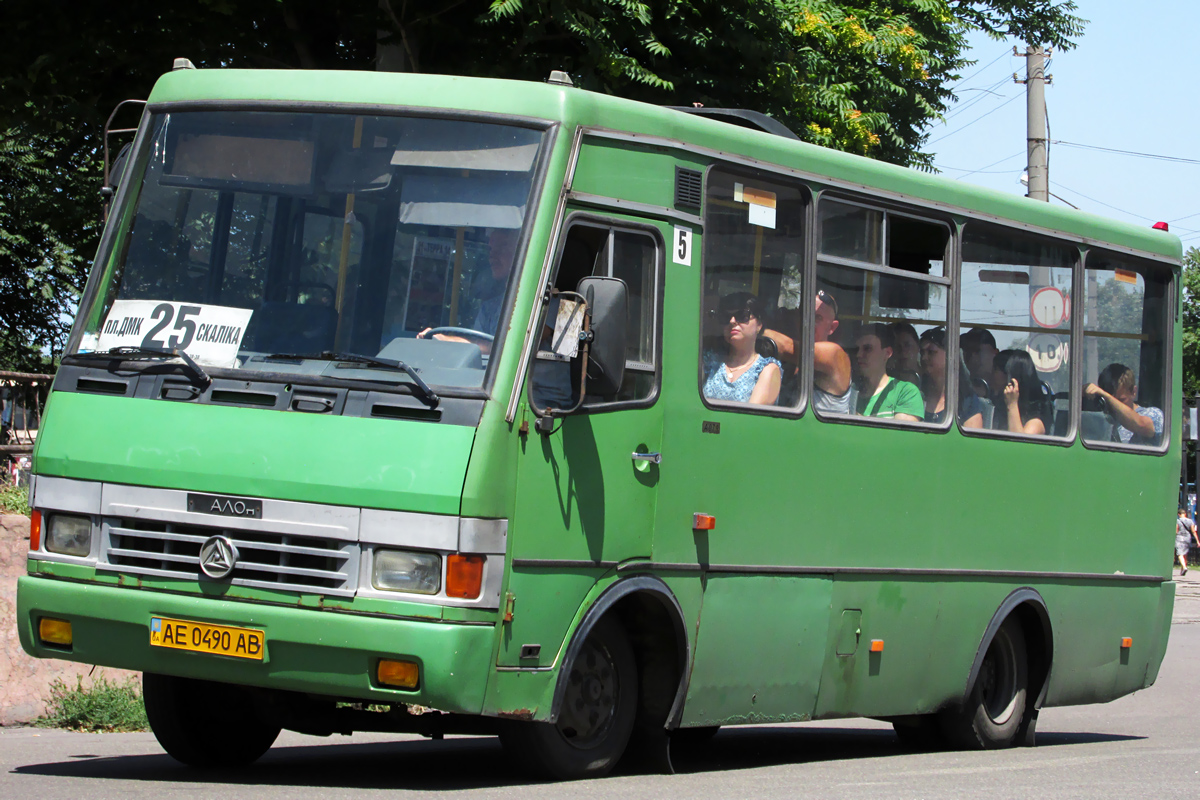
[446,554,485,599]
[377,659,420,689]
[869,639,885,653]
[39,617,73,647]
[30,510,42,552]
[693,513,716,531]
[1120,637,1133,649]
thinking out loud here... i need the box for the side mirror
[577,276,628,398]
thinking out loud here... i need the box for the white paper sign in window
[96,300,254,368]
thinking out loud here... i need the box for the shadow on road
[11,726,1145,789]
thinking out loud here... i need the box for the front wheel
[501,617,638,780]
[941,617,1028,749]
[143,673,280,768]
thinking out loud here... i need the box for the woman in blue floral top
[703,293,781,405]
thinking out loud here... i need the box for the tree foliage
[1183,247,1200,395]
[0,0,1086,364]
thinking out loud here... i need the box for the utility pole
[1015,45,1051,202]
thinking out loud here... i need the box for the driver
[419,227,574,410]
[419,227,520,356]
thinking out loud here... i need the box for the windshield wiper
[264,351,439,408]
[68,345,211,388]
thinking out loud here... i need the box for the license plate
[149,617,265,661]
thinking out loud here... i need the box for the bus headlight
[373,549,441,595]
[45,514,92,557]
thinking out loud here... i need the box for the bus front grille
[101,517,358,596]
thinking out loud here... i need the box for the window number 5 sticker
[673,226,693,266]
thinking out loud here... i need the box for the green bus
[18,62,1181,779]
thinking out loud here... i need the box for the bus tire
[143,673,280,768]
[941,617,1028,749]
[501,617,638,780]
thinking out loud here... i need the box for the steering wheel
[422,326,494,344]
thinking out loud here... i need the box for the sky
[924,0,1200,251]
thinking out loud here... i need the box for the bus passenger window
[815,199,949,426]
[1080,255,1171,448]
[701,169,806,410]
[531,222,660,411]
[960,224,1076,438]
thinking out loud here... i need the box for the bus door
[649,168,833,727]
[503,215,665,667]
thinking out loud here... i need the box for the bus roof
[148,68,1182,263]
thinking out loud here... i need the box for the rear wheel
[143,673,280,768]
[941,617,1028,749]
[501,617,637,780]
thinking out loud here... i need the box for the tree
[0,0,1086,364]
[0,129,86,370]
[1183,247,1200,395]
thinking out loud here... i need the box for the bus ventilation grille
[101,517,358,596]
[675,167,703,209]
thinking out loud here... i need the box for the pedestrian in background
[1176,508,1199,576]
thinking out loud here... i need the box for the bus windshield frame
[70,106,555,398]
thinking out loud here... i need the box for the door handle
[631,451,662,464]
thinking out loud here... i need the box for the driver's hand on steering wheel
[418,327,469,344]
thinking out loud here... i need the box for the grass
[0,482,30,516]
[36,675,149,733]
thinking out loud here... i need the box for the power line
[935,150,1026,179]
[929,92,1024,144]
[949,49,1013,91]
[1050,181,1158,223]
[1053,140,1200,165]
[941,76,1014,122]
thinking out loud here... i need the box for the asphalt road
[5,575,1200,800]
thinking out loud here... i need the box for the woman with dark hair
[1084,363,1162,445]
[703,293,782,405]
[918,327,984,428]
[995,349,1046,435]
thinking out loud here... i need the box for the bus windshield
[76,110,546,391]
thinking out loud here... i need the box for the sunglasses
[817,290,838,317]
[717,309,756,324]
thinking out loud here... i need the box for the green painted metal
[17,576,494,710]
[20,66,1181,740]
[35,392,473,514]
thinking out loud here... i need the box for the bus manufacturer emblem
[199,536,239,580]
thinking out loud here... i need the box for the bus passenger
[762,290,851,412]
[1085,363,1163,445]
[854,323,922,421]
[918,327,983,427]
[703,293,781,405]
[995,349,1046,435]
[888,321,921,387]
[960,327,999,397]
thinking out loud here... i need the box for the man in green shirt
[854,323,923,421]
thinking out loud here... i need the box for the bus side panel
[1040,582,1167,707]
[680,575,831,726]
[813,577,979,719]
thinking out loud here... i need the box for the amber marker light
[29,510,42,551]
[693,513,716,531]
[39,617,73,647]
[1121,637,1133,649]
[869,639,885,652]
[377,659,420,689]
[446,554,485,599]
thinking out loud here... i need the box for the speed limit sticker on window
[96,300,254,368]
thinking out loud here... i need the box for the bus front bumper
[17,576,496,713]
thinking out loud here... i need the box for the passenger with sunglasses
[918,327,984,427]
[703,293,781,405]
